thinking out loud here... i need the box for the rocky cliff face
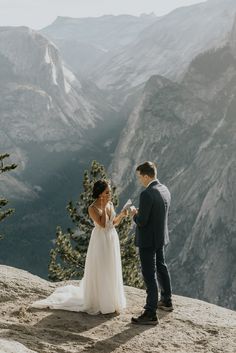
[0,26,103,147]
[91,0,236,99]
[111,22,236,310]
[41,14,157,77]
[0,265,235,353]
[0,26,114,203]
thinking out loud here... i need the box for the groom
[131,161,173,325]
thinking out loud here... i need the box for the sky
[0,0,207,29]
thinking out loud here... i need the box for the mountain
[40,1,236,108]
[0,27,119,277]
[0,26,105,144]
[0,265,236,353]
[0,25,116,202]
[91,0,236,99]
[41,14,157,77]
[110,19,236,310]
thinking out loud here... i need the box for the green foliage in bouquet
[49,160,143,288]
[0,153,17,239]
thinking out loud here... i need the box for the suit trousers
[139,246,172,313]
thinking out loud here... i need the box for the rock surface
[0,265,235,353]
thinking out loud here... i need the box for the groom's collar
[146,179,158,188]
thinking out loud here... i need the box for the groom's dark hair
[136,161,157,177]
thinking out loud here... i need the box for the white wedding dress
[32,204,126,314]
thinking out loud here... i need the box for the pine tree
[0,153,17,239]
[49,160,143,288]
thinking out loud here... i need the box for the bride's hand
[100,196,107,209]
[121,209,129,217]
[130,207,138,217]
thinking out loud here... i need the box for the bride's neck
[93,200,108,208]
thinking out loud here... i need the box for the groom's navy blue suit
[133,179,172,313]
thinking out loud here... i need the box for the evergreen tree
[49,160,143,288]
[0,153,17,239]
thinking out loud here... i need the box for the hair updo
[92,179,109,199]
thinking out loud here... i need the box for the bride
[32,179,127,314]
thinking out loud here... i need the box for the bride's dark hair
[92,179,109,199]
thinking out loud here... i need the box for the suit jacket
[133,180,171,249]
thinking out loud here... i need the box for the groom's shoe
[157,299,173,312]
[131,310,159,325]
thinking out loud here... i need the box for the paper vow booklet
[121,199,136,212]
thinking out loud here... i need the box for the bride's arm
[113,204,128,226]
[88,205,106,228]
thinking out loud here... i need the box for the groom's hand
[130,206,138,217]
